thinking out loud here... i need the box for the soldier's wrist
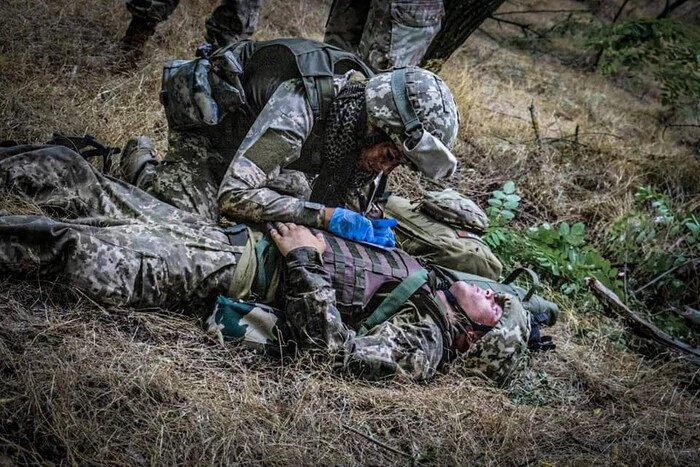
[323,207,335,229]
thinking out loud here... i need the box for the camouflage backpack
[418,188,489,233]
[385,193,502,280]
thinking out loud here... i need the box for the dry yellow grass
[1,0,699,465]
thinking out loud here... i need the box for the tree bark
[658,0,690,18]
[421,0,507,72]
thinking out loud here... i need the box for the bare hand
[269,222,327,256]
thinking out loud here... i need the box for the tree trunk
[420,0,507,72]
[658,0,690,18]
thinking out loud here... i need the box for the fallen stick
[585,277,700,366]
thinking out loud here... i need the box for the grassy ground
[1,0,699,465]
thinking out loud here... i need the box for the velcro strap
[390,67,422,140]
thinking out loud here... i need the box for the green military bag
[160,45,246,130]
[385,192,502,280]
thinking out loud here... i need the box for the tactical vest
[231,38,375,173]
[161,38,374,172]
[319,232,426,308]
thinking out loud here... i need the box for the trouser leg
[0,215,238,310]
[323,0,371,54]
[136,131,221,223]
[358,0,444,72]
[0,145,204,225]
[205,0,262,47]
[125,0,181,23]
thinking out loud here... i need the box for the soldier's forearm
[219,188,327,227]
[283,247,351,352]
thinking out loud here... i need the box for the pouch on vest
[160,48,245,131]
[419,188,489,233]
[385,195,502,279]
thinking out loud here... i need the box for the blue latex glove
[328,208,373,243]
[369,218,398,248]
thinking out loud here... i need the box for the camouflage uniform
[0,144,456,381]
[126,0,261,45]
[324,0,444,72]
[140,70,360,224]
[0,144,242,311]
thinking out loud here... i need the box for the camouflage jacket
[210,245,448,381]
[216,71,363,227]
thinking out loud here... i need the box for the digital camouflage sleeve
[217,73,365,228]
[282,246,446,381]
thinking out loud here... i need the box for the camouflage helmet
[365,66,460,180]
[461,293,531,385]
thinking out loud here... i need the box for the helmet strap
[390,67,424,148]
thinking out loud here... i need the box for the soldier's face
[451,282,503,327]
[358,141,404,174]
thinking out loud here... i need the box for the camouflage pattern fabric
[0,145,240,311]
[365,66,459,152]
[385,195,503,280]
[215,75,356,226]
[419,188,490,233]
[240,246,448,381]
[126,0,261,45]
[460,294,532,385]
[0,146,528,383]
[137,131,222,222]
[324,0,444,72]
[0,144,447,381]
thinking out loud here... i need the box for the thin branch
[528,101,542,150]
[662,124,700,138]
[494,9,589,16]
[658,0,690,19]
[635,258,700,294]
[593,0,631,69]
[341,423,413,460]
[586,277,700,365]
[612,0,631,22]
[489,16,545,38]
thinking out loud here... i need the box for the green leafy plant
[605,186,699,310]
[586,19,700,108]
[483,182,622,296]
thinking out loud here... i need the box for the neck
[436,290,459,325]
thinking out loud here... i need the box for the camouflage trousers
[0,144,243,312]
[136,130,225,223]
[126,0,261,45]
[324,0,444,72]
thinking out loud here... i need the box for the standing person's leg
[122,0,181,61]
[358,0,444,72]
[323,0,372,54]
[205,0,262,47]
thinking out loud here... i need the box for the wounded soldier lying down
[0,144,554,383]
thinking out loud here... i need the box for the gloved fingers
[368,231,396,248]
[371,218,398,229]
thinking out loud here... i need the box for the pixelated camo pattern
[420,188,489,232]
[462,294,531,385]
[365,66,459,151]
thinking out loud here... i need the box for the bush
[483,182,622,297]
[586,18,700,110]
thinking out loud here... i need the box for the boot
[116,136,158,184]
[119,17,157,66]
